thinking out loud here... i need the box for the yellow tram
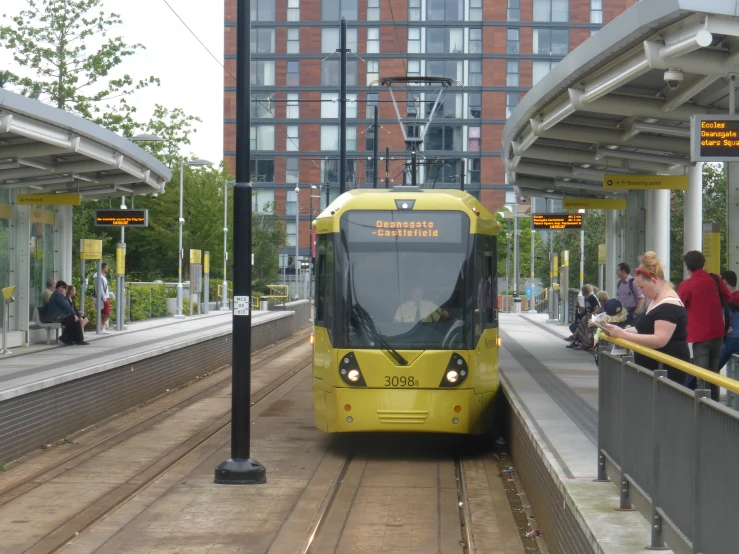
[312,188,500,434]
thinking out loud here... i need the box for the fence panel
[622,362,654,495]
[599,353,622,468]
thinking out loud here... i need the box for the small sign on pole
[603,175,688,190]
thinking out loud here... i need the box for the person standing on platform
[718,270,739,372]
[616,263,645,325]
[677,250,732,400]
[92,263,114,333]
[603,252,690,386]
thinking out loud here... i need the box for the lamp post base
[214,458,266,485]
[173,314,186,320]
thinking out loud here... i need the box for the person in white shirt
[92,263,115,332]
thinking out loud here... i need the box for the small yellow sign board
[17,194,81,206]
[0,203,10,219]
[703,223,721,274]
[203,252,210,274]
[190,249,202,264]
[80,239,103,260]
[604,175,688,190]
[116,244,126,275]
[563,198,627,210]
[561,250,569,267]
[598,244,606,265]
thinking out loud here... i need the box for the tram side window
[315,235,334,331]
[484,244,498,327]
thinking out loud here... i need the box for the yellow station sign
[190,249,202,264]
[563,198,627,210]
[17,194,81,206]
[80,239,103,260]
[598,244,606,265]
[604,175,688,190]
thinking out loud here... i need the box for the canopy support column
[647,189,671,279]
[684,163,703,279]
[606,209,620,298]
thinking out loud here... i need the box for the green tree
[550,210,606,291]
[0,0,159,120]
[495,211,549,293]
[252,202,287,291]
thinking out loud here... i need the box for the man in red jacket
[677,251,732,400]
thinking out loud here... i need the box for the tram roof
[502,0,739,201]
[0,88,171,199]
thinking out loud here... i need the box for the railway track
[0,329,313,554]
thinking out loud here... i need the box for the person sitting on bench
[45,280,89,346]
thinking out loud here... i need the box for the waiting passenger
[718,270,739,372]
[565,284,600,339]
[41,279,55,307]
[394,286,448,323]
[603,252,690,386]
[45,280,89,346]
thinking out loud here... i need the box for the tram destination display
[94,209,149,227]
[345,211,465,243]
[532,213,583,230]
[691,115,739,161]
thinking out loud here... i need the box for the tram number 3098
[384,376,418,387]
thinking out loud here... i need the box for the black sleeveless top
[633,300,690,370]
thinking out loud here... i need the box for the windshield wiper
[352,303,408,366]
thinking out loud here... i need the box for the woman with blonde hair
[604,251,691,384]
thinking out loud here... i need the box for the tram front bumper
[315,387,490,433]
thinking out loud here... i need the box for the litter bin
[260,298,269,311]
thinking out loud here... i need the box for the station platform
[499,312,672,554]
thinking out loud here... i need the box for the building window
[533,0,569,22]
[321,126,339,150]
[286,125,299,151]
[506,93,520,117]
[253,189,275,212]
[286,93,299,119]
[322,27,358,54]
[427,59,462,81]
[532,60,557,85]
[426,28,464,54]
[505,190,516,204]
[251,29,275,54]
[468,126,480,151]
[469,0,482,21]
[507,0,520,21]
[367,0,380,20]
[367,28,380,53]
[468,158,480,184]
[429,159,461,185]
[408,28,421,53]
[468,93,481,118]
[427,0,462,21]
[426,92,462,118]
[321,93,339,118]
[367,60,379,86]
[286,190,297,217]
[287,28,300,53]
[469,28,482,54]
[251,95,274,118]
[347,94,358,118]
[507,29,519,54]
[365,123,375,152]
[408,0,421,21]
[321,159,356,184]
[287,61,300,86]
[346,126,357,150]
[533,29,569,56]
[408,60,421,79]
[590,0,602,23]
[322,0,358,20]
[251,0,275,21]
[321,59,358,86]
[250,125,275,150]
[506,61,519,86]
[250,159,275,182]
[366,93,378,118]
[425,125,462,151]
[251,61,275,86]
[286,157,299,183]
[286,221,296,246]
[468,60,481,86]
[287,0,300,21]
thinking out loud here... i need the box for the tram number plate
[384,376,418,387]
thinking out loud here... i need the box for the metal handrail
[600,334,739,396]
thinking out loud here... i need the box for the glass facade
[0,190,11,332]
[29,206,56,313]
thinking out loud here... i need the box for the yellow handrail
[600,334,739,395]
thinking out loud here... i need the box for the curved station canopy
[0,89,171,199]
[502,0,739,200]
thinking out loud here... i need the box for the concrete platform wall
[269,299,311,333]
[0,313,295,465]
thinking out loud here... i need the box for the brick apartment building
[223,0,638,261]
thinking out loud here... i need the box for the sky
[1,0,225,166]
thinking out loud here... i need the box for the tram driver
[394,286,449,323]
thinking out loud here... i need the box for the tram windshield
[339,210,471,351]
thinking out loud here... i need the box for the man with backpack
[678,251,732,400]
[616,263,644,325]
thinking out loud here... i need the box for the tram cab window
[474,233,497,342]
[315,234,334,336]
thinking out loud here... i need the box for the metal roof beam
[570,89,706,122]
[662,75,720,111]
[0,143,71,159]
[630,121,691,138]
[523,144,683,172]
[0,160,111,182]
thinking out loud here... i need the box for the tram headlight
[339,352,367,387]
[439,353,468,388]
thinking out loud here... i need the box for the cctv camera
[664,69,683,89]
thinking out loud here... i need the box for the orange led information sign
[691,115,739,161]
[346,211,464,243]
[372,219,439,238]
[532,213,583,230]
[94,209,148,227]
